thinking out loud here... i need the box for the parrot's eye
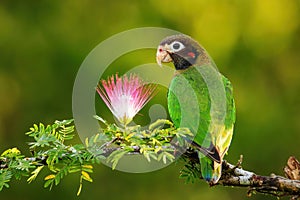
[170,41,185,52]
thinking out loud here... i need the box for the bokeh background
[1,0,300,199]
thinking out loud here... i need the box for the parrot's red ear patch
[187,52,196,58]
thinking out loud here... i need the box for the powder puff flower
[97,74,156,126]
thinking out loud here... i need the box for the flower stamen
[97,74,157,126]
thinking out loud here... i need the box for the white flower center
[112,94,136,123]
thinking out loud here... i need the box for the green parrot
[156,34,235,184]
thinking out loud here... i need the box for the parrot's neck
[174,68,189,75]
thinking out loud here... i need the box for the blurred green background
[1,0,300,199]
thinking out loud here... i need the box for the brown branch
[2,140,300,199]
[100,142,300,198]
[183,150,300,199]
[220,160,300,198]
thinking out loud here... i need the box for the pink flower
[97,74,156,126]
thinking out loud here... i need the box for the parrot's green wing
[167,64,235,184]
[199,73,235,183]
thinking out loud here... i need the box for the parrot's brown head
[156,34,210,70]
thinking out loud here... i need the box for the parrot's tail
[198,153,222,184]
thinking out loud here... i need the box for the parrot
[156,34,235,184]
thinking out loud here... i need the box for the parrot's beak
[156,44,173,67]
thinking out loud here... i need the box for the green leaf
[106,149,128,170]
[82,165,93,173]
[93,115,107,125]
[54,174,60,185]
[68,166,81,173]
[27,166,44,183]
[157,152,175,164]
[149,119,173,130]
[143,151,157,162]
[44,179,54,189]
[0,170,12,191]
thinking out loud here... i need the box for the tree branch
[221,160,300,198]
[1,119,299,198]
[3,143,299,198]
[182,151,300,199]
